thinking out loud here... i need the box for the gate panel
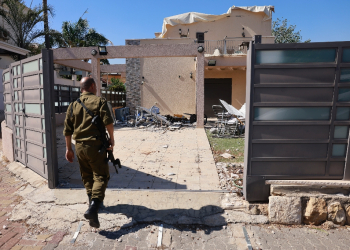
[20,55,47,178]
[3,53,56,182]
[244,41,350,201]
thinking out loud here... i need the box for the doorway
[204,78,232,117]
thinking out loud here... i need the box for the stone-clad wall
[125,40,141,114]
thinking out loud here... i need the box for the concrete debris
[167,173,176,176]
[163,145,168,148]
[2,225,7,229]
[220,153,234,159]
[210,128,219,134]
[216,162,244,193]
[328,202,346,226]
[117,106,197,132]
[230,173,239,179]
[322,220,336,229]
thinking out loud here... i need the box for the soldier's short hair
[80,77,95,91]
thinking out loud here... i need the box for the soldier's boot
[84,198,100,228]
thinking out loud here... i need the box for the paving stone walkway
[0,158,67,250]
[56,126,220,191]
[3,138,350,249]
[54,222,350,250]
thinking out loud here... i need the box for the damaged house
[125,5,274,118]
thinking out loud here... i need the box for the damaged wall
[140,57,196,115]
[139,39,196,115]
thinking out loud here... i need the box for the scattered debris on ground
[216,162,244,194]
[113,106,200,132]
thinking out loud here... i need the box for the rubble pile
[115,111,196,132]
[215,162,244,194]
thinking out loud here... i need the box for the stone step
[266,180,350,197]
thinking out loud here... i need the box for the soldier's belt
[75,140,103,146]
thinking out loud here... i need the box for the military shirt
[63,92,114,141]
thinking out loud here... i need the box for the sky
[24,0,350,64]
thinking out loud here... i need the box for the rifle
[76,98,122,173]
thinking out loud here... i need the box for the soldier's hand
[66,149,75,163]
[107,138,115,150]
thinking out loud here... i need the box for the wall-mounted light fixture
[190,72,193,78]
[208,60,216,66]
[141,76,144,85]
[242,27,245,38]
[91,49,97,56]
[98,46,108,55]
[197,46,204,53]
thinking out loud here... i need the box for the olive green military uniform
[63,92,114,202]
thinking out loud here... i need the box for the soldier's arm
[63,103,75,136]
[99,101,113,125]
[99,100,115,150]
[65,135,74,163]
[106,123,115,150]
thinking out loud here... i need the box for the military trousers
[75,140,110,202]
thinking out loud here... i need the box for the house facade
[125,5,275,117]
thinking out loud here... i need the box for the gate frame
[52,44,206,128]
[42,49,59,188]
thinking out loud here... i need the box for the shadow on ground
[98,204,225,240]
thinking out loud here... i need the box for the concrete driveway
[56,126,220,191]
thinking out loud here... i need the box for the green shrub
[108,77,125,92]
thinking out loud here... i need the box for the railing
[54,85,126,114]
[204,38,251,55]
[54,85,80,113]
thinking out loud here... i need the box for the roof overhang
[0,41,29,55]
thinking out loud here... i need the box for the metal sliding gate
[3,49,58,188]
[244,41,350,201]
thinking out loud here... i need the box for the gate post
[196,52,205,128]
[91,57,101,97]
[42,49,59,189]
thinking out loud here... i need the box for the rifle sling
[76,98,95,117]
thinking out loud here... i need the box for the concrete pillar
[91,57,101,96]
[196,53,205,128]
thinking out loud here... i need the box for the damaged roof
[158,5,275,38]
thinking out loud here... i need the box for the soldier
[63,77,114,228]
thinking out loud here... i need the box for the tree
[272,18,311,43]
[0,0,53,56]
[51,17,111,64]
[108,78,125,92]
